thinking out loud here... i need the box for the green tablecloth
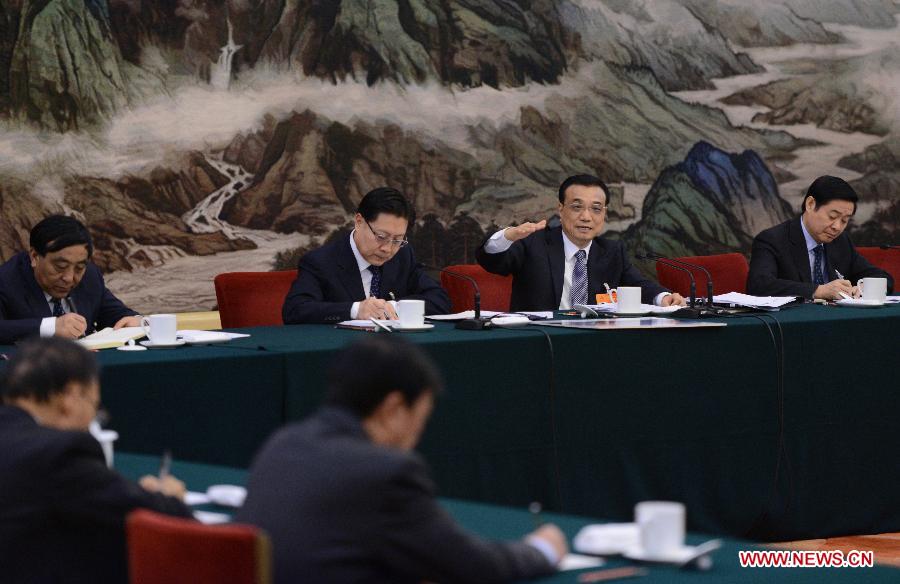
[3,303,898,540]
[116,453,900,583]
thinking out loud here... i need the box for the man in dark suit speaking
[282,187,450,323]
[747,175,893,299]
[0,215,140,345]
[0,338,191,584]
[238,336,566,583]
[477,174,685,311]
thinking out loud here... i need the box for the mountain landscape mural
[0,0,897,312]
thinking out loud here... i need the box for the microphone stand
[420,264,493,330]
[637,254,702,318]
[645,252,715,308]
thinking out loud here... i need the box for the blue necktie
[812,245,826,286]
[52,299,65,317]
[368,265,382,298]
[570,250,588,307]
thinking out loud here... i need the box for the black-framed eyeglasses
[564,202,607,216]
[365,219,409,248]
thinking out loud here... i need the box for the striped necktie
[52,299,65,317]
[570,250,588,306]
[812,245,826,286]
[368,265,382,298]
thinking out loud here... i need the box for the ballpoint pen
[834,269,852,300]
[528,501,544,529]
[158,449,172,480]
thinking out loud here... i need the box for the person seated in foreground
[747,175,893,299]
[0,338,191,584]
[282,187,451,323]
[0,215,141,345]
[238,336,566,583]
[476,174,686,311]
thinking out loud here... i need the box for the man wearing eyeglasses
[477,175,686,311]
[283,187,451,323]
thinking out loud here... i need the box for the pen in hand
[834,269,852,300]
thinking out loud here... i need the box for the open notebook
[77,327,146,350]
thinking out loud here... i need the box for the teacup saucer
[835,298,885,308]
[393,324,435,332]
[140,339,186,349]
[623,544,698,564]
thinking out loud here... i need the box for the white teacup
[857,277,887,303]
[397,299,425,328]
[635,501,686,558]
[141,314,178,345]
[616,287,642,313]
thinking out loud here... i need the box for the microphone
[636,254,697,308]
[879,245,899,250]
[643,252,715,308]
[419,264,492,330]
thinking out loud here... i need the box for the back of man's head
[357,187,414,223]
[325,336,443,418]
[802,175,858,214]
[1,338,98,404]
[30,215,94,257]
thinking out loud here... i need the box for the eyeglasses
[365,220,409,248]
[564,202,607,216]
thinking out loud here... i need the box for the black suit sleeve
[400,248,451,315]
[475,232,527,276]
[370,458,554,583]
[0,316,41,345]
[49,434,192,525]
[747,232,817,298]
[282,253,354,324]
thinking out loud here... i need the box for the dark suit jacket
[0,252,137,345]
[747,217,894,298]
[237,407,554,584]
[282,235,451,323]
[476,226,668,311]
[0,405,192,584]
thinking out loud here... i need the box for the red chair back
[655,253,749,297]
[127,509,271,584]
[441,264,513,312]
[214,271,297,328]
[857,247,900,287]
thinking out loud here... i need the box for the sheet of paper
[184,491,211,506]
[713,292,797,308]
[177,330,251,343]
[192,510,231,524]
[427,311,554,321]
[426,311,501,321]
[337,319,401,329]
[559,553,606,571]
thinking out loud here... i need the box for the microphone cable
[492,324,563,511]
[718,312,792,540]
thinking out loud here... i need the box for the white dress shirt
[349,231,374,319]
[39,294,74,338]
[484,228,671,307]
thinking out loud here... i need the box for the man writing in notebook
[282,187,450,323]
[0,215,141,345]
[747,175,893,299]
[477,174,685,311]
